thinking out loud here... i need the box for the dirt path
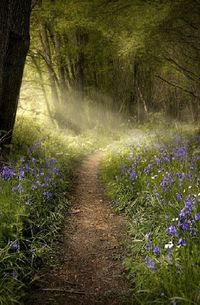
[30,152,131,305]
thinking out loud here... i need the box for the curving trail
[30,152,130,305]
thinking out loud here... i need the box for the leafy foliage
[102,127,200,304]
[22,0,200,127]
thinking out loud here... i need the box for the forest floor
[29,152,131,305]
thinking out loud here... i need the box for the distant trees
[159,1,200,122]
[0,0,32,149]
[24,0,200,128]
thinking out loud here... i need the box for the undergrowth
[101,126,200,305]
[0,116,100,305]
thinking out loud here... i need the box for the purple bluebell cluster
[0,143,61,204]
[10,241,20,251]
[1,166,15,180]
[117,134,200,272]
[0,139,70,305]
[145,256,156,272]
[0,142,64,257]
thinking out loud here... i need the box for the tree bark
[0,0,32,148]
[0,1,11,103]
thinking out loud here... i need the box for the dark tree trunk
[53,33,67,105]
[75,28,88,102]
[133,59,151,123]
[128,60,138,117]
[0,0,32,148]
[0,1,10,101]
[191,98,200,123]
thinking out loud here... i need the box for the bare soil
[29,152,131,305]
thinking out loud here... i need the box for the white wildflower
[165,242,174,249]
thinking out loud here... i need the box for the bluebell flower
[174,147,187,159]
[25,163,30,171]
[19,168,25,180]
[154,157,160,165]
[166,226,178,236]
[167,251,173,263]
[182,222,188,232]
[130,171,137,181]
[154,191,159,198]
[190,229,196,236]
[32,169,38,176]
[10,241,20,251]
[43,191,53,200]
[178,238,186,247]
[32,157,36,164]
[176,192,182,202]
[179,209,185,220]
[185,198,193,212]
[2,167,15,180]
[153,246,160,255]
[189,161,195,171]
[35,143,41,149]
[163,156,171,162]
[160,173,173,192]
[11,271,18,278]
[53,168,60,175]
[144,163,152,174]
[194,213,200,221]
[145,256,156,271]
[18,184,23,193]
[160,198,165,205]
[146,242,151,250]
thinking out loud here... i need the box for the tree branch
[155,74,197,98]
[164,55,200,82]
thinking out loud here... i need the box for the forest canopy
[18,0,200,134]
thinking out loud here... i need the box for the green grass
[0,116,101,305]
[101,126,200,305]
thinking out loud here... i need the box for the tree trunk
[0,1,10,103]
[40,22,60,109]
[0,0,32,148]
[75,28,87,102]
[191,98,200,124]
[53,33,67,105]
[30,53,54,124]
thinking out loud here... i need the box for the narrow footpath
[30,152,131,305]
